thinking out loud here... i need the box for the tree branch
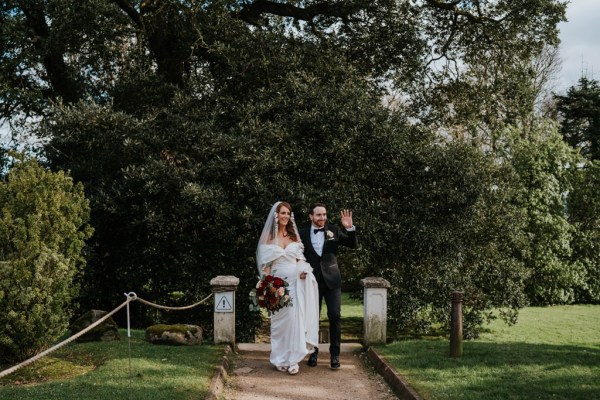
[236,0,367,25]
[235,0,501,27]
[425,0,497,23]
[18,2,82,104]
[112,0,142,27]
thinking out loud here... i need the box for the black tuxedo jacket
[300,224,358,290]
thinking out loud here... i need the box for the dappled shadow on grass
[0,330,222,400]
[389,340,600,368]
[379,340,600,400]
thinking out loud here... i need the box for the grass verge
[0,329,222,400]
[322,291,364,342]
[375,305,600,400]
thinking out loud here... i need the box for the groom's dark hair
[309,202,326,215]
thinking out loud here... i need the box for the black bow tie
[313,228,325,234]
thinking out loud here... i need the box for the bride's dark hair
[277,202,298,242]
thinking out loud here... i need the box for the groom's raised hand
[340,209,353,229]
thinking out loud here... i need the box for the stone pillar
[450,291,463,357]
[360,277,391,346]
[210,276,239,345]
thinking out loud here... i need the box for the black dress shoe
[308,347,318,367]
[330,355,340,370]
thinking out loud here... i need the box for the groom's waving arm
[338,209,358,249]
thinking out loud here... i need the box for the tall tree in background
[0,1,567,127]
[0,0,570,337]
[568,160,600,303]
[418,44,563,148]
[555,77,600,161]
[555,78,600,303]
[503,122,582,305]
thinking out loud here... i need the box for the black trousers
[318,281,341,357]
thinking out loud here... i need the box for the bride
[256,201,319,375]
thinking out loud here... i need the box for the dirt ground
[221,343,398,400]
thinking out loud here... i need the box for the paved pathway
[222,343,398,400]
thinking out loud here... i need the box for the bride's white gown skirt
[259,243,319,368]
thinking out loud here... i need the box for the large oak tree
[1,0,566,125]
[0,0,571,338]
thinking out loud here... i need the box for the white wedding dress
[257,241,319,368]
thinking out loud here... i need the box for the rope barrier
[135,292,214,311]
[0,291,214,380]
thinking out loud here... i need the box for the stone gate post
[210,275,239,344]
[360,277,391,346]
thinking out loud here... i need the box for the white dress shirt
[310,225,326,257]
[310,225,355,257]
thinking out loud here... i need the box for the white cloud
[557,0,600,91]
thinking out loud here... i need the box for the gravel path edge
[365,346,422,400]
[206,344,232,400]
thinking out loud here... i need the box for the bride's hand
[299,272,307,279]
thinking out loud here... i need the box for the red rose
[258,300,266,307]
[273,277,284,287]
[266,275,274,282]
[269,296,277,305]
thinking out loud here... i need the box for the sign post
[215,292,234,312]
[210,276,239,344]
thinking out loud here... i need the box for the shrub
[365,136,529,338]
[569,160,600,303]
[506,123,584,305]
[0,155,92,362]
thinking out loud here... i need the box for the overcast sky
[557,0,600,92]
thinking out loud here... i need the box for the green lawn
[375,305,600,400]
[0,329,222,400]
[320,291,364,341]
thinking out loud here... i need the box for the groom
[300,203,358,369]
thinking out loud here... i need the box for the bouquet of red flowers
[255,273,292,315]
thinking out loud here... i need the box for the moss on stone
[146,324,200,335]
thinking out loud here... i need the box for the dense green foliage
[39,62,530,338]
[373,140,529,337]
[569,160,600,303]
[553,77,600,303]
[503,123,583,305]
[555,77,600,160]
[38,44,400,335]
[0,1,566,125]
[0,330,221,399]
[0,156,92,362]
[3,0,592,341]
